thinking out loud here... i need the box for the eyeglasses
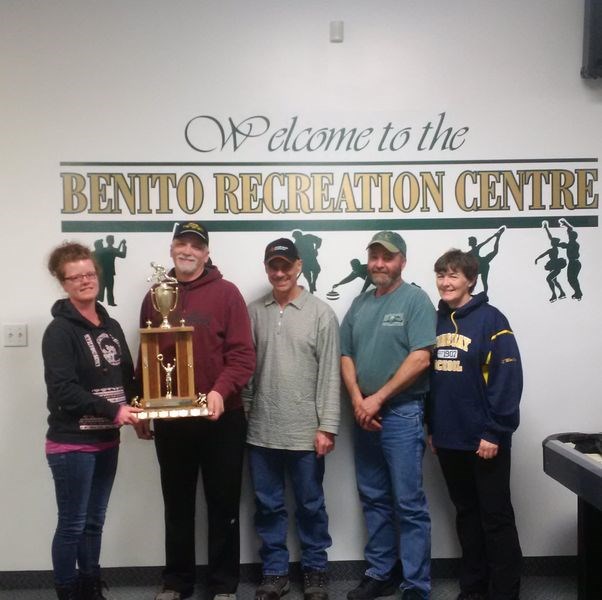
[63,272,98,283]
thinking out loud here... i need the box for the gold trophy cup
[150,272,179,329]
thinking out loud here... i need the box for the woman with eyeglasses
[42,242,141,600]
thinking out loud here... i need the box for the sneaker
[347,575,397,600]
[303,571,329,600]
[255,575,290,600]
[155,590,182,600]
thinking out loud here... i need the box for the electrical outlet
[3,324,28,347]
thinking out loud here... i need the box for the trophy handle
[171,287,179,315]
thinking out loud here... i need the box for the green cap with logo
[366,231,407,256]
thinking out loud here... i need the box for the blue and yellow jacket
[429,292,522,451]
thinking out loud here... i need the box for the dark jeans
[248,445,331,575]
[154,408,246,595]
[437,447,522,600]
[47,446,119,586]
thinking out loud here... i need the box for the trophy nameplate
[132,263,209,419]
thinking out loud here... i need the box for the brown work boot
[303,570,329,600]
[255,575,290,600]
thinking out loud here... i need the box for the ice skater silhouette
[558,218,583,300]
[534,221,567,303]
[467,226,505,294]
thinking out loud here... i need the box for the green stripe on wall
[62,215,598,233]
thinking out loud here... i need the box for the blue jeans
[248,445,332,575]
[47,447,118,586]
[354,400,431,598]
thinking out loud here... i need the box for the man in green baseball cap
[340,230,436,600]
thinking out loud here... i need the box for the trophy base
[133,394,209,420]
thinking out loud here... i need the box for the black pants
[154,408,247,595]
[437,447,522,600]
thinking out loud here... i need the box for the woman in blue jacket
[428,249,522,600]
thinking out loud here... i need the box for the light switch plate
[3,324,28,347]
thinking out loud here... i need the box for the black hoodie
[42,299,136,444]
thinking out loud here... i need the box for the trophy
[132,263,209,419]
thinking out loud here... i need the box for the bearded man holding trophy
[134,222,256,600]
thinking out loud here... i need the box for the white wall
[1,0,600,571]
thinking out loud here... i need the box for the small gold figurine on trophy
[157,354,176,398]
[133,263,208,419]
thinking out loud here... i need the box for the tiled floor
[2,576,578,600]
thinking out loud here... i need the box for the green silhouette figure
[534,221,566,303]
[467,226,505,294]
[558,218,583,301]
[292,230,322,294]
[332,259,374,293]
[93,235,127,306]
